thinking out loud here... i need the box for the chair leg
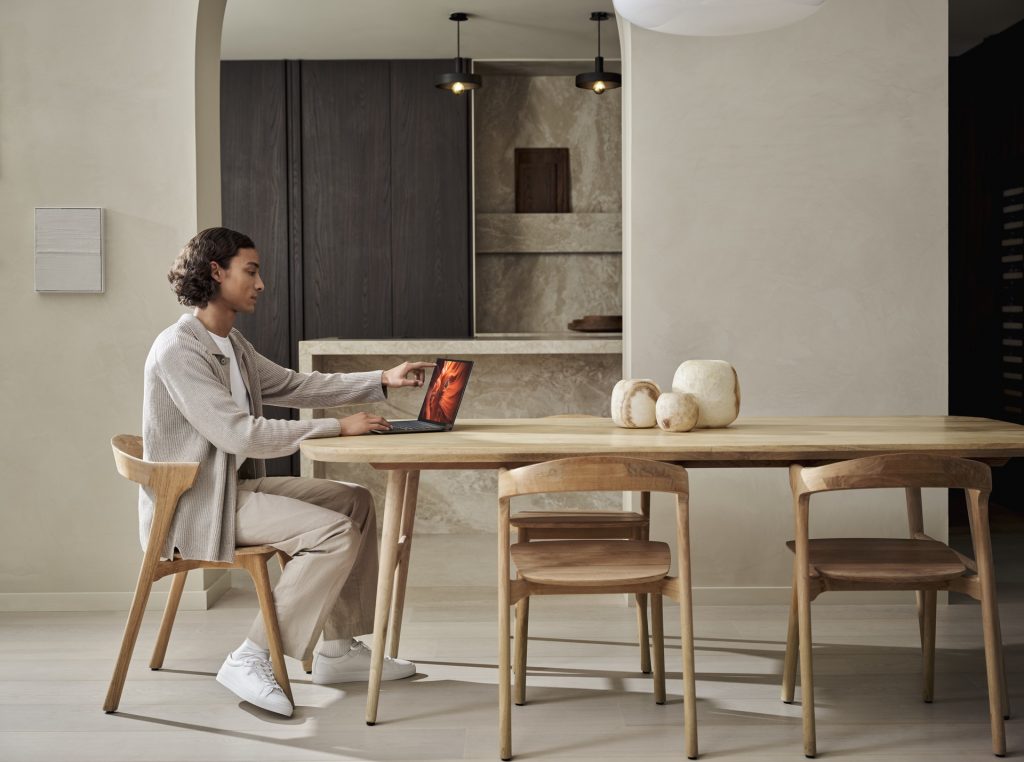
[969,499,1006,756]
[238,554,294,707]
[514,596,529,706]
[796,572,816,758]
[996,612,1010,720]
[149,571,188,670]
[635,518,653,675]
[981,582,1008,756]
[498,549,513,759]
[651,592,666,705]
[636,593,652,674]
[303,656,313,674]
[104,564,158,712]
[782,581,798,704]
[921,589,936,703]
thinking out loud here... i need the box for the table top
[299,416,1024,468]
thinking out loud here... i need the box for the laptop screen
[418,358,473,426]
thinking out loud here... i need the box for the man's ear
[210,261,223,283]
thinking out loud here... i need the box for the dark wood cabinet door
[221,60,296,476]
[221,60,290,368]
[302,61,393,340]
[389,60,472,338]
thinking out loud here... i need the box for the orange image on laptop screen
[422,359,472,425]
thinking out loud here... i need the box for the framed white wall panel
[34,207,104,293]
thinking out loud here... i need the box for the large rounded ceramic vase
[672,360,740,428]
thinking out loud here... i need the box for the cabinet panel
[389,60,472,338]
[302,61,392,340]
[221,60,295,476]
[221,60,290,367]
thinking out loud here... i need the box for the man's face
[211,248,263,313]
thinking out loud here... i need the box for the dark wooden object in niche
[515,148,570,213]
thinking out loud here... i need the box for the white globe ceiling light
[611,0,827,36]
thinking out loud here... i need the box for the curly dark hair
[167,227,256,308]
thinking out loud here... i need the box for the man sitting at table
[142,227,434,716]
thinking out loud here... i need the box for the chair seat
[785,538,967,584]
[234,545,280,557]
[170,545,278,562]
[510,510,647,530]
[511,540,671,587]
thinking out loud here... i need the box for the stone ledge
[475,212,622,253]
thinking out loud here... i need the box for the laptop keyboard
[386,420,444,432]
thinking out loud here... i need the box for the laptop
[372,358,474,434]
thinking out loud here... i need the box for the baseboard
[0,572,233,613]
[0,579,944,613]
[689,586,936,606]
[402,585,939,607]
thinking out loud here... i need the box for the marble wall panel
[475,213,621,253]
[317,352,623,533]
[475,252,621,334]
[475,75,621,213]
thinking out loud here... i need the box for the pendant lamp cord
[597,16,602,58]
[457,18,462,58]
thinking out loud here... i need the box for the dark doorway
[949,13,1024,599]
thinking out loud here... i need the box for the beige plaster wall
[0,0,225,610]
[621,0,949,600]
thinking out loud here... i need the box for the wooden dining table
[299,415,1024,742]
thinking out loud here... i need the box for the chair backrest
[111,435,201,558]
[792,453,991,497]
[111,434,200,492]
[499,456,688,499]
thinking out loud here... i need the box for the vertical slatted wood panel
[950,18,1024,513]
[390,60,472,338]
[221,60,290,367]
[1001,182,1024,420]
[302,61,393,340]
[221,60,296,476]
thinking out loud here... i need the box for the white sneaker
[216,652,293,717]
[311,640,416,685]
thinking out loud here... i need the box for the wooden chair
[498,456,698,761]
[511,415,653,685]
[104,434,293,713]
[782,453,1008,757]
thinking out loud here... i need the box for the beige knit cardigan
[141,314,385,562]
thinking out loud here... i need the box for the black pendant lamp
[576,11,621,94]
[436,12,482,95]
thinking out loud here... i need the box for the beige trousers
[235,477,378,660]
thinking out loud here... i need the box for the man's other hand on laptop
[382,361,436,389]
[338,413,392,436]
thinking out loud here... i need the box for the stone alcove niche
[472,59,623,336]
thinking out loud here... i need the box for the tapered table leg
[365,469,412,726]
[388,471,421,659]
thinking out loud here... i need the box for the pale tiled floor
[2,587,1023,762]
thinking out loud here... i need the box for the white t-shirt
[208,330,249,469]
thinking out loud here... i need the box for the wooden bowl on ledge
[568,315,622,333]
